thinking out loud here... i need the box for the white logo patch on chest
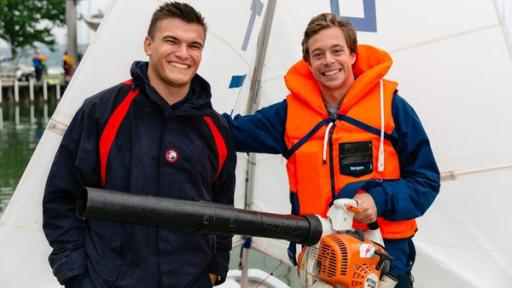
[164,148,179,164]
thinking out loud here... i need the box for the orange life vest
[283,45,417,239]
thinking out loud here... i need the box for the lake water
[0,98,299,287]
[0,99,57,215]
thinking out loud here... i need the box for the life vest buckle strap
[283,118,333,159]
[336,114,395,142]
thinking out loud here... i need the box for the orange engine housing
[316,232,385,288]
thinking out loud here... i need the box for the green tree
[0,0,65,61]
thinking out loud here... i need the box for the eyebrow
[310,48,324,54]
[162,35,178,41]
[311,44,345,53]
[162,35,204,48]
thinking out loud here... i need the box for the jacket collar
[284,44,393,115]
[130,61,213,116]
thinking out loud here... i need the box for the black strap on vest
[283,118,333,159]
[336,114,396,142]
[283,114,398,160]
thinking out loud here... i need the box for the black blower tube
[77,187,323,246]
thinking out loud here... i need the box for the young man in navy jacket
[43,2,236,287]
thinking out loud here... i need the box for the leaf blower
[77,187,398,288]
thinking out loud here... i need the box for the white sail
[1,0,512,287]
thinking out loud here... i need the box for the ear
[350,52,356,65]
[144,36,153,56]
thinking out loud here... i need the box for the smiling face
[144,17,205,96]
[307,27,356,102]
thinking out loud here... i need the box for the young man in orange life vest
[43,2,236,287]
[223,13,440,288]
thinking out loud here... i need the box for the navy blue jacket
[43,61,236,288]
[223,94,440,277]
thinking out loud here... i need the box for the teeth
[170,62,188,69]
[323,69,339,76]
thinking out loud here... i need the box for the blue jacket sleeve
[42,101,100,284]
[222,100,287,154]
[367,94,441,220]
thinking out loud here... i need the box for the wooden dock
[0,78,65,103]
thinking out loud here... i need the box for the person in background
[43,2,236,287]
[32,51,46,81]
[223,13,440,288]
[63,51,75,82]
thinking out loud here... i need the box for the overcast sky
[0,0,112,48]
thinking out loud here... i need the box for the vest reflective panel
[285,78,417,239]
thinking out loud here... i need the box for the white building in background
[54,0,112,45]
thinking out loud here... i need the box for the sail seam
[390,24,501,53]
[441,163,512,181]
[491,0,512,60]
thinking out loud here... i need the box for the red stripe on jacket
[203,116,227,180]
[99,86,140,186]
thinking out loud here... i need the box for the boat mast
[241,0,277,287]
[243,0,277,209]
[66,0,79,62]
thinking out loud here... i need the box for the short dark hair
[302,13,357,62]
[147,1,207,39]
